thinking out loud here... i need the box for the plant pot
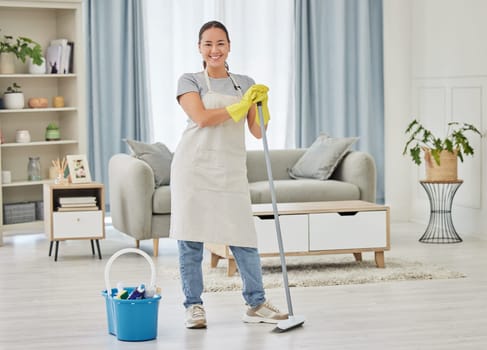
[3,92,25,109]
[28,56,46,74]
[45,128,60,141]
[0,52,15,74]
[424,149,458,181]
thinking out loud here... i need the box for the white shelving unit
[0,0,86,244]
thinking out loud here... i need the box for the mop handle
[257,102,294,317]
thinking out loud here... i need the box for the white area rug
[101,229,466,293]
[199,255,466,292]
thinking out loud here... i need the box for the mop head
[272,315,305,333]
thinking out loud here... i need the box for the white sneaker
[242,300,288,324]
[185,304,207,329]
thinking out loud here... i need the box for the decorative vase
[53,96,64,108]
[27,156,41,181]
[28,56,46,74]
[3,92,25,109]
[0,52,15,74]
[16,130,31,143]
[424,148,458,181]
[55,171,67,184]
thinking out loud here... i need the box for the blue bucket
[102,288,161,341]
[102,248,161,342]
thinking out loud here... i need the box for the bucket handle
[104,248,156,299]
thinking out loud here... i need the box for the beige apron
[170,70,257,248]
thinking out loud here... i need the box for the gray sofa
[108,149,376,256]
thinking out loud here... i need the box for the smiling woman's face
[198,27,230,71]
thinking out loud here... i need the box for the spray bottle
[128,283,146,300]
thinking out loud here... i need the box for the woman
[170,20,287,329]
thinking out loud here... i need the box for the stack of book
[46,38,74,74]
[58,196,98,212]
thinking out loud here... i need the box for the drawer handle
[338,211,358,216]
[256,215,276,220]
[76,218,80,222]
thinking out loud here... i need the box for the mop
[256,101,306,332]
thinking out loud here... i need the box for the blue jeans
[178,240,266,308]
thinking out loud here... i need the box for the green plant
[403,119,482,166]
[4,82,22,93]
[0,32,43,65]
[46,122,59,130]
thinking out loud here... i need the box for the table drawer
[53,211,103,239]
[254,214,308,254]
[309,210,387,250]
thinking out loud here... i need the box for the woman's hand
[226,84,269,122]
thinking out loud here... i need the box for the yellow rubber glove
[226,84,269,122]
[247,84,269,103]
[255,95,271,126]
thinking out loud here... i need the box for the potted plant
[0,33,44,74]
[403,119,482,181]
[3,82,24,109]
[45,122,61,141]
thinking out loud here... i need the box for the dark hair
[198,20,230,70]
[198,20,230,44]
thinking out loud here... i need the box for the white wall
[384,0,487,238]
[383,0,412,222]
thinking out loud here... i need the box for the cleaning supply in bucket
[145,285,161,298]
[128,284,146,300]
[115,289,129,299]
[117,281,125,292]
[115,282,129,299]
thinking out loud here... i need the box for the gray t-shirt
[177,71,255,100]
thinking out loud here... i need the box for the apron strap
[204,69,213,92]
[228,73,243,98]
[204,69,243,98]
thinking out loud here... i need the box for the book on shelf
[67,41,74,73]
[46,44,62,74]
[48,38,73,74]
[57,206,99,212]
[59,196,97,205]
[59,203,97,208]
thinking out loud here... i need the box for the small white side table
[419,180,463,243]
[43,182,105,261]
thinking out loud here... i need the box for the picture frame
[66,154,92,183]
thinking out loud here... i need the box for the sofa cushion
[246,149,306,182]
[289,134,358,180]
[152,185,171,214]
[249,179,360,204]
[125,139,173,187]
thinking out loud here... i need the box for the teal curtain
[85,0,151,207]
[295,0,384,202]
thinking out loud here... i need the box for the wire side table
[419,180,463,243]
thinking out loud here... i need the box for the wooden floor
[0,221,486,350]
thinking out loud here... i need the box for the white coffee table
[206,200,390,276]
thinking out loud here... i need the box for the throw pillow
[125,139,173,187]
[289,134,358,180]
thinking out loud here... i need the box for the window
[145,0,294,151]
